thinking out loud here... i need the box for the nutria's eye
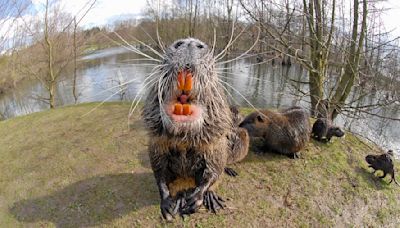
[174,41,184,49]
[197,44,204,49]
[257,115,264,122]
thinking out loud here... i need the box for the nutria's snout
[184,63,195,72]
[333,127,345,137]
[365,155,375,164]
[168,38,209,68]
[238,112,264,137]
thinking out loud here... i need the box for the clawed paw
[224,167,238,177]
[160,197,176,221]
[180,188,203,215]
[203,191,225,213]
[162,189,226,219]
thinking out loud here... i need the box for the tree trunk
[72,17,78,103]
[44,0,56,109]
[331,0,367,119]
[49,81,55,109]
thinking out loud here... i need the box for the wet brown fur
[311,118,345,143]
[366,150,399,185]
[142,38,249,219]
[239,107,310,158]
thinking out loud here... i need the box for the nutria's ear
[257,115,264,122]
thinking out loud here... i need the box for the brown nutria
[239,106,310,159]
[366,150,399,185]
[311,118,345,143]
[142,38,249,220]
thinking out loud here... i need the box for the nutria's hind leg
[226,127,250,165]
[390,171,400,186]
[287,152,300,159]
[379,172,387,179]
[203,191,225,213]
[224,167,238,177]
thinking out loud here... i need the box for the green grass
[0,102,399,227]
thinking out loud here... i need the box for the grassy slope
[0,103,399,227]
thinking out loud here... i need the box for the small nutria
[311,118,345,143]
[366,150,399,185]
[239,106,310,159]
[142,38,249,220]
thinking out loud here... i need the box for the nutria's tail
[390,170,400,186]
[226,127,250,165]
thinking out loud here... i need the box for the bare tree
[72,0,97,103]
[15,0,76,108]
[240,0,370,120]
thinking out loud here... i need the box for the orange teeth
[174,103,183,115]
[173,103,191,115]
[177,70,193,92]
[184,73,192,92]
[177,71,185,90]
[183,104,191,115]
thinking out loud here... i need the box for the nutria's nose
[185,63,191,69]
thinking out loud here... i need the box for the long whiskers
[214,20,236,60]
[216,51,277,66]
[128,71,161,119]
[215,24,248,62]
[215,27,261,65]
[126,33,165,59]
[81,86,132,118]
[112,32,163,62]
[217,78,278,125]
[80,77,141,101]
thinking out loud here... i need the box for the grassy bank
[0,102,399,227]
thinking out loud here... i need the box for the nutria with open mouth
[142,38,249,220]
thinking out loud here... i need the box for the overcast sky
[53,0,147,28]
[3,0,400,38]
[381,0,400,37]
[54,0,400,37]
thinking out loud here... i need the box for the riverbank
[0,44,113,94]
[0,102,399,227]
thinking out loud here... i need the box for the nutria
[142,38,249,220]
[239,106,310,159]
[311,118,345,143]
[366,150,399,185]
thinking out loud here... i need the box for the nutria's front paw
[174,193,187,216]
[203,191,225,213]
[181,188,203,215]
[160,197,176,221]
[224,167,238,177]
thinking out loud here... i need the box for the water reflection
[0,47,398,155]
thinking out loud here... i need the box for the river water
[0,47,399,156]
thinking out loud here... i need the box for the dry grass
[0,102,399,227]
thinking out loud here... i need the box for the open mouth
[165,69,202,123]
